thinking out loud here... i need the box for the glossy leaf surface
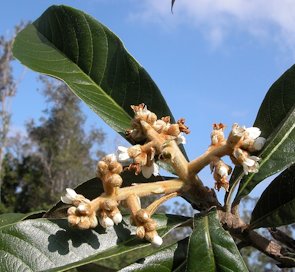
[76,238,188,272]
[233,65,295,202]
[250,164,295,229]
[186,210,248,272]
[13,5,174,136]
[0,214,188,272]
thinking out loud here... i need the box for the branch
[218,210,295,268]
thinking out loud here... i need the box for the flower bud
[103,199,118,211]
[136,209,149,223]
[68,214,80,226]
[136,226,146,239]
[78,216,91,229]
[144,219,157,232]
[89,215,98,228]
[77,203,91,216]
[97,161,109,177]
[106,174,123,188]
[67,206,77,215]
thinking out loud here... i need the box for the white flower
[61,188,78,204]
[176,133,186,145]
[105,153,117,162]
[253,137,266,151]
[242,156,260,175]
[112,212,123,225]
[151,235,163,247]
[141,162,159,178]
[117,146,131,162]
[245,127,261,139]
[217,165,229,177]
[99,216,114,228]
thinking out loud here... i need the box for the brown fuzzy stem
[90,179,184,212]
[188,144,231,177]
[146,192,178,215]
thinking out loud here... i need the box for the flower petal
[246,127,261,139]
[61,188,77,204]
[151,235,163,247]
[112,212,123,225]
[152,162,160,176]
[176,133,186,145]
[141,165,154,178]
[218,166,228,177]
[253,137,266,151]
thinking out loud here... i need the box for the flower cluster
[60,103,266,247]
[127,103,189,145]
[61,188,98,229]
[133,209,162,246]
[119,104,189,178]
[210,123,266,191]
[230,124,266,174]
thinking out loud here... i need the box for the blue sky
[1,0,295,200]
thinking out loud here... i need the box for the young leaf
[186,209,248,272]
[250,164,295,229]
[0,214,188,272]
[12,5,174,136]
[232,65,295,203]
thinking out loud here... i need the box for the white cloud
[129,0,295,52]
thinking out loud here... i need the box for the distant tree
[0,76,106,213]
[0,32,16,198]
[26,76,106,203]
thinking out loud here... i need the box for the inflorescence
[61,103,266,246]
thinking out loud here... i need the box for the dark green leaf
[0,214,188,272]
[12,5,174,136]
[186,209,248,272]
[250,164,295,229]
[232,65,295,203]
[45,173,175,218]
[118,238,188,272]
[77,237,188,272]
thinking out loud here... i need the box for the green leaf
[232,65,295,203]
[12,5,174,136]
[77,238,188,272]
[118,238,188,272]
[250,164,295,229]
[45,173,175,218]
[0,211,45,229]
[186,209,248,272]
[0,214,189,272]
